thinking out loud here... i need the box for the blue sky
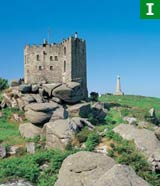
[0,0,160,97]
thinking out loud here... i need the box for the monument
[115,75,124,96]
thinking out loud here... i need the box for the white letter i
[146,3,154,16]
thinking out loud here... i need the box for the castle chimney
[74,32,78,39]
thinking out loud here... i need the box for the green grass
[100,94,160,110]
[106,108,123,124]
[0,108,25,145]
[0,149,74,185]
[99,94,160,123]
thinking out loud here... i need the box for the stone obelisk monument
[115,75,124,95]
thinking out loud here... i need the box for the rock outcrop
[93,164,149,186]
[19,123,42,138]
[24,102,59,125]
[52,82,84,104]
[55,151,116,186]
[114,124,160,172]
[55,151,149,186]
[42,119,94,150]
[67,102,91,118]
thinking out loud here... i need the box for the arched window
[64,60,66,72]
[37,55,40,61]
[64,47,66,55]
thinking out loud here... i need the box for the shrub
[90,92,99,102]
[108,149,114,157]
[0,150,73,184]
[76,127,93,143]
[120,108,130,117]
[88,114,99,125]
[85,133,100,151]
[0,78,8,91]
[106,130,123,142]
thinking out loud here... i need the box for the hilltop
[100,94,160,110]
[0,91,160,186]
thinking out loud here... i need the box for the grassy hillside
[99,94,160,110]
[1,94,160,185]
[99,94,160,125]
[0,108,25,145]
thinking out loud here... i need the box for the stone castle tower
[24,33,87,97]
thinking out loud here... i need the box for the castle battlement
[25,36,85,49]
[24,33,87,97]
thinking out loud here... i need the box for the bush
[85,133,100,151]
[76,127,93,143]
[0,78,8,91]
[90,92,99,102]
[0,150,73,185]
[108,149,114,157]
[106,130,123,142]
[120,108,130,117]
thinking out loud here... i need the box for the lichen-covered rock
[71,117,95,129]
[42,83,61,97]
[24,102,60,125]
[50,107,68,122]
[25,102,59,112]
[19,84,31,94]
[26,142,36,154]
[55,151,116,186]
[42,117,93,150]
[155,127,160,140]
[21,94,36,104]
[0,144,6,158]
[19,123,42,138]
[67,102,91,118]
[2,93,18,108]
[0,179,33,186]
[25,109,52,125]
[42,119,77,150]
[31,84,39,93]
[51,97,62,104]
[93,164,149,186]
[52,82,84,104]
[123,117,137,125]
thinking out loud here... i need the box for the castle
[24,33,88,97]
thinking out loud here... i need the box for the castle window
[50,56,53,61]
[38,66,42,70]
[25,56,27,64]
[64,60,66,73]
[64,47,66,55]
[50,66,53,70]
[55,56,58,61]
[37,55,40,61]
